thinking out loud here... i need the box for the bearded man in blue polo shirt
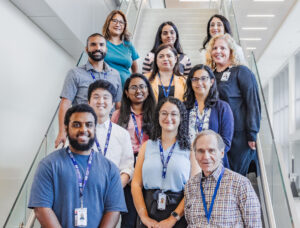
[29,104,127,227]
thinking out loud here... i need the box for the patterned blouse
[188,105,211,143]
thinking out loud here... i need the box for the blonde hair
[205,34,241,69]
[102,10,131,42]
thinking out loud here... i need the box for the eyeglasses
[159,111,180,119]
[191,76,210,83]
[111,19,125,26]
[128,84,148,92]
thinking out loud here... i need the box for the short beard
[87,50,106,62]
[68,134,95,151]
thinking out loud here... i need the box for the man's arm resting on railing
[34,207,62,228]
[55,98,72,148]
[98,211,120,228]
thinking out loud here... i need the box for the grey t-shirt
[60,61,122,105]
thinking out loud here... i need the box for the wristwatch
[171,211,181,221]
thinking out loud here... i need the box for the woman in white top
[199,14,246,65]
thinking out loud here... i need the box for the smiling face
[161,24,177,45]
[67,112,96,152]
[211,38,231,67]
[194,134,224,177]
[88,88,114,121]
[209,17,225,37]
[191,69,214,99]
[159,102,180,133]
[108,13,125,37]
[86,36,107,62]
[125,77,149,105]
[156,47,177,72]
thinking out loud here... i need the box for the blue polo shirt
[28,148,127,227]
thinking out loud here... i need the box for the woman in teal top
[102,10,139,87]
[132,97,198,228]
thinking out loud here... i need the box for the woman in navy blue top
[206,34,261,176]
[184,64,234,168]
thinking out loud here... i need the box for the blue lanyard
[90,71,96,80]
[131,112,143,144]
[158,73,174,98]
[67,147,94,198]
[195,100,208,132]
[95,121,112,156]
[90,71,107,80]
[159,141,176,179]
[200,167,225,224]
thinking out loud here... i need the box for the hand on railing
[55,131,66,148]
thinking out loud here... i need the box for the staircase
[134,8,217,68]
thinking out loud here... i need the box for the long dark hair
[184,64,219,110]
[149,44,180,82]
[150,21,183,55]
[150,97,190,150]
[117,73,156,135]
[202,14,232,49]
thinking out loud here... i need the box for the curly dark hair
[150,21,184,55]
[150,97,190,150]
[202,14,232,49]
[149,44,180,82]
[184,64,219,110]
[117,73,156,135]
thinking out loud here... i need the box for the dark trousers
[121,184,137,228]
[136,189,187,228]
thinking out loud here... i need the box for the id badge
[157,192,167,210]
[221,72,231,81]
[75,208,87,227]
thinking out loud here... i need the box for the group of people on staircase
[28,9,262,228]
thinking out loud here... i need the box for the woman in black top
[206,34,261,176]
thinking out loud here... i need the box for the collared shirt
[184,164,262,227]
[93,120,134,179]
[60,61,122,105]
[188,105,211,143]
[111,108,149,154]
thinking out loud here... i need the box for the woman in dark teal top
[102,10,139,87]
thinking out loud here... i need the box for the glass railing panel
[119,0,130,12]
[249,53,294,227]
[4,138,46,227]
[126,0,142,35]
[3,52,87,227]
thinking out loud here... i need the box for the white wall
[44,0,118,43]
[0,0,75,203]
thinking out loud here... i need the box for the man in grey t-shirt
[55,33,122,148]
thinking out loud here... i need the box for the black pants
[136,189,187,228]
[121,185,137,228]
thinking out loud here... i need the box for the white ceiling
[233,0,296,60]
[165,0,296,61]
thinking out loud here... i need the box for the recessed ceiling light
[179,0,217,2]
[246,47,257,50]
[253,0,284,2]
[242,27,268,30]
[247,14,275,17]
[240,38,262,41]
